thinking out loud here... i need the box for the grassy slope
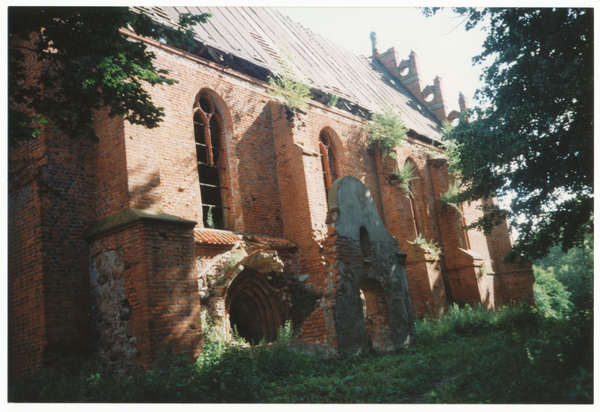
[10,305,593,403]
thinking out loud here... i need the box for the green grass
[10,305,593,403]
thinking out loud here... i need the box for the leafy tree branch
[425,8,593,262]
[9,7,211,147]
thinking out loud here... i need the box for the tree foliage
[533,266,573,318]
[426,8,593,262]
[534,233,593,314]
[8,7,211,147]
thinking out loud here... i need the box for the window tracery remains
[193,94,229,229]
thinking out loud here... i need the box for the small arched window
[360,226,371,258]
[194,94,228,229]
[319,131,338,191]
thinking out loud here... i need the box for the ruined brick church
[9,7,534,376]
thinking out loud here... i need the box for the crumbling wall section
[88,210,201,370]
[325,176,415,353]
[195,237,307,343]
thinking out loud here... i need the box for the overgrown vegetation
[11,240,593,403]
[533,233,593,316]
[390,161,419,197]
[227,248,246,269]
[9,7,211,146]
[413,233,442,257]
[424,8,593,262]
[366,106,408,160]
[328,94,339,107]
[268,47,312,112]
[439,180,463,215]
[11,299,592,403]
[440,120,459,172]
[205,205,215,228]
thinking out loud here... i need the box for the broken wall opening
[360,278,393,351]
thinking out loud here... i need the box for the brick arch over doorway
[225,267,284,344]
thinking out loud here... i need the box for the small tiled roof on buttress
[194,228,297,249]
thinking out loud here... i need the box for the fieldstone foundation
[90,249,138,374]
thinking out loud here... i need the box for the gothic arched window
[194,94,229,229]
[319,131,338,191]
[404,159,421,236]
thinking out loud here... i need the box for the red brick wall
[9,34,50,377]
[94,109,129,220]
[9,31,534,374]
[10,72,97,377]
[122,44,286,235]
[89,220,201,368]
[9,138,47,376]
[38,127,96,369]
[9,130,97,376]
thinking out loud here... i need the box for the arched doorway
[225,268,284,344]
[359,278,393,351]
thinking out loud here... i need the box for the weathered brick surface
[89,219,201,368]
[9,32,98,375]
[9,129,97,376]
[9,31,534,375]
[9,140,47,376]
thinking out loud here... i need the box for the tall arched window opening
[405,159,421,236]
[194,94,228,229]
[319,131,338,192]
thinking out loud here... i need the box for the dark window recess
[194,95,228,229]
[405,159,420,236]
[360,226,371,258]
[319,131,338,192]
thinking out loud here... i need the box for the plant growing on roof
[440,180,464,215]
[328,94,339,107]
[268,46,312,112]
[440,120,461,173]
[390,161,419,197]
[366,105,408,160]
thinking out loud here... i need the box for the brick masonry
[9,32,535,376]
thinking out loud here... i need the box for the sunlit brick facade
[9,7,534,377]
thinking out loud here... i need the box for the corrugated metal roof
[160,6,442,141]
